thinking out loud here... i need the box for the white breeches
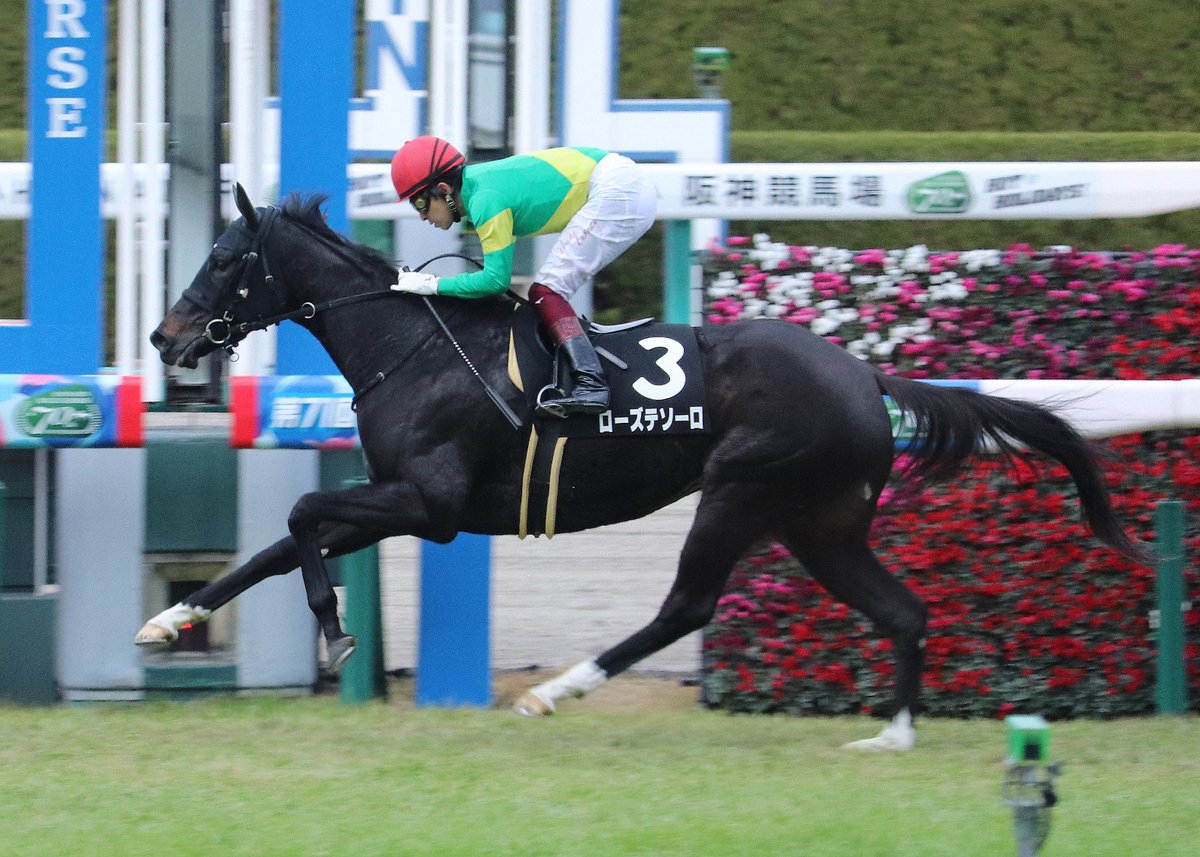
[535,153,658,299]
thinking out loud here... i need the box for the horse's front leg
[134,522,382,650]
[287,479,456,672]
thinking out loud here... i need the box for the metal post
[115,0,139,376]
[663,219,694,325]
[166,0,223,400]
[1154,500,1187,715]
[139,0,167,401]
[0,481,7,590]
[339,540,387,703]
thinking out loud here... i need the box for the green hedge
[620,2,1200,133]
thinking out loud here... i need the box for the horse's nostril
[149,328,168,351]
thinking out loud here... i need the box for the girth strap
[518,421,568,539]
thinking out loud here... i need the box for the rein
[207,222,522,428]
[232,289,400,340]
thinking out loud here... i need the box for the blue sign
[4,0,107,374]
[229,375,359,449]
[276,0,353,376]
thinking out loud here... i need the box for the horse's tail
[876,373,1150,564]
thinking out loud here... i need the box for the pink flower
[854,249,887,265]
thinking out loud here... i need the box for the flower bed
[700,237,1200,717]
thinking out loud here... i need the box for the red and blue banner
[0,375,142,448]
[229,375,360,449]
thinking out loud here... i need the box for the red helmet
[390,136,466,200]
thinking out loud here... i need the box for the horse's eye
[208,248,235,274]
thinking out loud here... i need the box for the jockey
[389,136,657,417]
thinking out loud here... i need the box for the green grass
[1,695,1197,857]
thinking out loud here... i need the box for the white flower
[810,317,840,335]
[933,282,969,301]
[765,280,791,302]
[961,249,1002,271]
[740,299,767,319]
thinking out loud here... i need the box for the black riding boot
[538,335,610,417]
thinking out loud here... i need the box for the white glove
[391,271,440,295]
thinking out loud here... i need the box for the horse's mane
[279,192,397,273]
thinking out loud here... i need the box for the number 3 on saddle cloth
[507,302,709,538]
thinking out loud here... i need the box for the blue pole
[416,534,492,707]
[276,0,352,375]
[10,0,107,374]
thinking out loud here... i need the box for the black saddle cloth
[508,302,708,438]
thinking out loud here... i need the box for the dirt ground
[381,669,703,713]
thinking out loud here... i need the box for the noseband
[199,206,291,357]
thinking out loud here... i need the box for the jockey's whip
[419,295,523,429]
[407,256,524,430]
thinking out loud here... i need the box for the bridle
[197,205,398,358]
[193,206,522,427]
[198,205,337,356]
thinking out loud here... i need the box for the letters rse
[43,0,92,139]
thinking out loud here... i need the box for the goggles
[410,189,433,214]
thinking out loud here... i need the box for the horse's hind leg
[515,484,768,715]
[778,530,927,751]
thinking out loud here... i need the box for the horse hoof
[134,621,176,650]
[841,733,915,752]
[513,690,555,717]
[325,635,357,675]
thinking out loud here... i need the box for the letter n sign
[3,1,108,374]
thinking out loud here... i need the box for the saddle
[507,301,709,537]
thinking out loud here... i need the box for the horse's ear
[234,183,260,231]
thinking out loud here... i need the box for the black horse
[139,186,1147,750]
